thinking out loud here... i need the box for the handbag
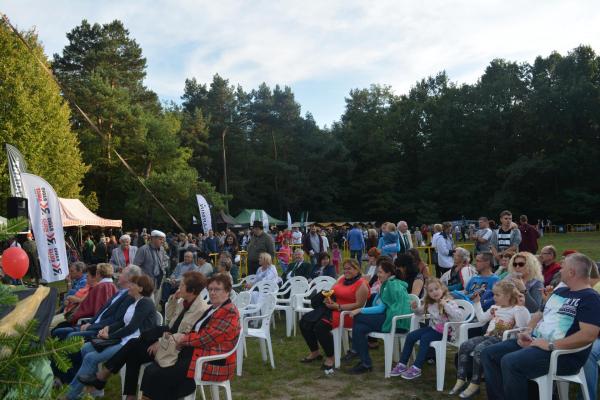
[90,338,120,352]
[154,335,180,368]
[302,291,333,323]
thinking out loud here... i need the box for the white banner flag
[21,173,68,282]
[287,211,292,230]
[249,210,256,226]
[195,194,212,234]
[262,210,269,232]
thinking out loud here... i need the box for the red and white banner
[22,173,68,282]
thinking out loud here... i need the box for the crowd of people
[2,209,600,399]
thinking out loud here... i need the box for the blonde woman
[246,252,278,288]
[505,251,544,312]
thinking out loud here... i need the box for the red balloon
[1,247,29,279]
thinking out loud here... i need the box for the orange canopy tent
[58,198,122,228]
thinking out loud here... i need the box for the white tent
[59,198,122,227]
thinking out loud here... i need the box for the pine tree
[0,219,83,399]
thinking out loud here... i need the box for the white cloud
[3,0,600,125]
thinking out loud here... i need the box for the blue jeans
[68,341,123,399]
[351,312,386,367]
[580,338,600,400]
[350,250,363,267]
[400,326,442,369]
[481,339,587,400]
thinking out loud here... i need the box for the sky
[3,1,600,128]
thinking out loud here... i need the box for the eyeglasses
[513,262,526,267]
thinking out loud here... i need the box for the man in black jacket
[282,249,312,283]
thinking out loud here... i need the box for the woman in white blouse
[246,252,279,288]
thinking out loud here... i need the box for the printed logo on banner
[35,186,63,276]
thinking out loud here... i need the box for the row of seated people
[50,264,240,400]
[297,252,600,400]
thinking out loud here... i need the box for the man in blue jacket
[347,223,365,267]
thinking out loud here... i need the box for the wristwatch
[548,341,555,351]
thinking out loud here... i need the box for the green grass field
[98,232,600,399]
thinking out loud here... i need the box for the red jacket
[70,281,117,324]
[182,301,241,381]
[542,262,562,286]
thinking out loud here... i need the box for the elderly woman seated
[138,274,240,400]
[78,271,209,399]
[67,274,157,400]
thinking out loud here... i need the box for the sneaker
[341,350,358,363]
[401,366,422,380]
[390,362,408,377]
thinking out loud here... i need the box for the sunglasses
[513,262,526,267]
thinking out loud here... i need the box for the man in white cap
[133,229,167,287]
[109,234,138,272]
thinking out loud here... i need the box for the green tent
[234,209,286,225]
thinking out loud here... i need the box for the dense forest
[1,19,599,228]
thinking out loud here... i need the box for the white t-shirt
[120,299,141,345]
[291,231,303,245]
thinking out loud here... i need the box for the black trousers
[299,317,334,357]
[105,337,153,396]
[140,347,196,400]
[248,260,260,275]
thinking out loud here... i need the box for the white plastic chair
[309,276,337,288]
[275,279,310,337]
[292,279,335,335]
[181,333,244,400]
[426,299,475,391]
[232,274,256,291]
[532,344,592,400]
[333,310,353,368]
[236,294,277,376]
[367,294,421,377]
[200,288,209,301]
[232,291,252,313]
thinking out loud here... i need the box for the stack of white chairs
[274,277,309,337]
[236,293,277,376]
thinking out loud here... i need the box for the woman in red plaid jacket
[141,274,241,400]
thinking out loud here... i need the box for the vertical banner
[262,210,270,232]
[249,210,256,226]
[195,194,212,234]
[21,173,68,282]
[287,211,292,230]
[6,144,28,198]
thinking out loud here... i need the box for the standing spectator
[134,230,167,288]
[490,210,522,262]
[331,243,342,275]
[518,215,540,254]
[481,253,600,400]
[203,229,219,254]
[83,233,95,264]
[320,230,330,253]
[540,245,561,286]
[367,229,379,250]
[222,233,239,282]
[397,221,413,253]
[291,227,303,246]
[278,238,292,274]
[347,223,366,266]
[303,225,324,266]
[94,234,108,263]
[22,232,41,282]
[414,227,424,247]
[109,234,138,272]
[246,221,275,275]
[432,222,454,278]
[473,217,493,254]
